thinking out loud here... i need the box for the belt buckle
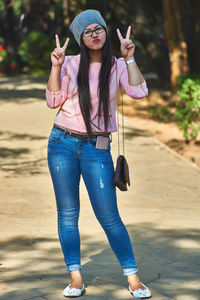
[67,131,72,136]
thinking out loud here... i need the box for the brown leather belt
[53,124,110,144]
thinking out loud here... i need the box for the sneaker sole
[129,291,152,299]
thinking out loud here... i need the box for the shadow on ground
[0,131,47,141]
[0,130,48,177]
[0,89,45,102]
[0,223,200,299]
[0,158,47,177]
[121,125,151,138]
[0,147,30,158]
[0,76,48,103]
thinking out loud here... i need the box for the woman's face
[82,23,106,50]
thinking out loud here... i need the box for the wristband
[125,59,136,65]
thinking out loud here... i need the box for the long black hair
[77,30,115,134]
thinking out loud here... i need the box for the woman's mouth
[93,39,100,43]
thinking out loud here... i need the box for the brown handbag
[112,92,131,191]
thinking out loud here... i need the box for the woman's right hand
[51,34,70,67]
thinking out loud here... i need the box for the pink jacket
[46,54,148,133]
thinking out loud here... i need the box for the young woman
[46,9,151,299]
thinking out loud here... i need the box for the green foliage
[63,36,80,56]
[18,31,54,75]
[12,0,23,15]
[17,30,80,74]
[0,0,5,13]
[174,76,200,142]
[148,106,172,122]
[0,37,6,69]
[176,74,200,86]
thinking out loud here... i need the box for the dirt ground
[118,89,200,168]
[0,75,199,170]
[0,76,200,299]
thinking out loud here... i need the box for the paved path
[0,77,200,300]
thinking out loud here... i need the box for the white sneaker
[63,283,86,298]
[129,282,151,299]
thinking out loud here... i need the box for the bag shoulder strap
[117,91,125,156]
[115,57,125,157]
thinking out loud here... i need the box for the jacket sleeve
[118,58,148,99]
[46,57,71,109]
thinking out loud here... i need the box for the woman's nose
[91,30,98,37]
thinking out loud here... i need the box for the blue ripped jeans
[47,127,138,276]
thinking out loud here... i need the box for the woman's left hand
[116,26,135,60]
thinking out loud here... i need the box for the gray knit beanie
[69,9,107,45]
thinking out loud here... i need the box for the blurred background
[0,0,199,88]
[0,0,200,147]
[0,4,200,297]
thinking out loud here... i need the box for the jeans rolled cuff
[66,264,82,272]
[122,266,138,276]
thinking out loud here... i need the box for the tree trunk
[63,0,70,26]
[181,0,200,74]
[162,0,189,89]
[3,0,18,74]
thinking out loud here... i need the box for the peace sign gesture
[51,34,70,67]
[116,26,135,59]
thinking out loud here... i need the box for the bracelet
[125,59,136,65]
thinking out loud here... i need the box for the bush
[174,77,200,142]
[18,31,80,75]
[148,106,172,122]
[18,31,54,75]
[0,44,7,71]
